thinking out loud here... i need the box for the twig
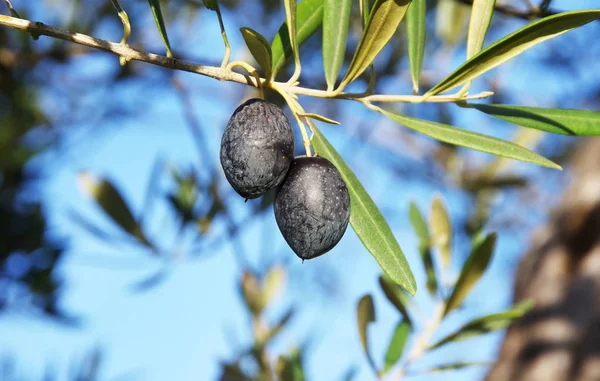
[455,0,559,20]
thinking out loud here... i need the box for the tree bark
[485,138,600,381]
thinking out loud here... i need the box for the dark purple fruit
[274,156,351,260]
[220,98,294,199]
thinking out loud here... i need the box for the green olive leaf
[405,0,426,93]
[357,294,377,373]
[378,275,412,324]
[409,202,437,295]
[147,0,173,57]
[429,196,451,271]
[431,300,534,349]
[341,0,412,87]
[460,0,496,92]
[383,320,411,374]
[378,109,562,170]
[426,10,600,96]
[444,232,497,316]
[310,122,417,295]
[323,0,353,90]
[460,104,600,136]
[271,0,324,79]
[240,27,273,79]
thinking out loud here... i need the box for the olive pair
[220,98,350,260]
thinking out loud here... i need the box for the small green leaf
[461,0,496,92]
[378,275,412,325]
[78,172,152,248]
[405,0,426,93]
[283,0,301,81]
[357,294,377,373]
[298,112,340,125]
[360,0,371,27]
[240,27,273,79]
[383,320,411,374]
[323,0,353,91]
[310,122,417,294]
[429,196,451,270]
[423,362,493,373]
[426,10,600,96]
[461,104,600,136]
[271,0,324,79]
[378,109,562,170]
[409,202,437,295]
[431,300,534,349]
[202,0,219,11]
[444,232,497,316]
[147,0,173,57]
[341,0,412,87]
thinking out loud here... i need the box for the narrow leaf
[323,0,353,90]
[466,0,496,59]
[147,0,173,57]
[271,0,324,78]
[409,202,428,242]
[431,300,534,349]
[426,10,600,96]
[423,362,493,373]
[357,294,377,373]
[409,202,437,295]
[310,122,417,294]
[283,0,301,82]
[78,172,152,248]
[429,196,451,270]
[462,104,600,136]
[341,0,412,86]
[444,232,497,316]
[379,109,562,170]
[240,27,273,79]
[383,320,411,373]
[378,275,412,325]
[360,0,371,28]
[405,0,426,93]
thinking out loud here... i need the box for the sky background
[1,0,599,380]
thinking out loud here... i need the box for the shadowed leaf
[240,27,273,79]
[357,294,377,373]
[379,275,412,324]
[147,0,173,57]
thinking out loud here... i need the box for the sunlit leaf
[271,0,324,78]
[444,232,497,316]
[341,0,412,86]
[310,122,417,294]
[409,202,437,295]
[435,0,469,45]
[357,294,377,373]
[461,0,496,92]
[323,0,352,90]
[240,27,273,79]
[429,196,451,270]
[405,0,426,93]
[426,10,600,96]
[461,104,600,136]
[378,275,412,324]
[147,0,173,57]
[378,109,562,170]
[241,271,263,315]
[78,172,152,248]
[383,320,411,374]
[282,0,300,80]
[431,299,534,349]
[262,265,287,306]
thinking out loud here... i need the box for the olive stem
[271,83,312,157]
[226,61,264,99]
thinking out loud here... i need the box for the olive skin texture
[220,98,294,199]
[274,156,351,260]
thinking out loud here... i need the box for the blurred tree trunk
[485,138,600,381]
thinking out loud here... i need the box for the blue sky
[1,0,599,380]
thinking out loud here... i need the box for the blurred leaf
[78,172,153,248]
[323,0,352,90]
[69,209,120,243]
[383,320,411,374]
[129,267,170,292]
[378,109,562,170]
[262,308,294,344]
[444,232,497,316]
[262,265,287,306]
[240,27,273,79]
[409,202,437,295]
[461,104,600,136]
[378,275,412,325]
[431,299,534,349]
[357,294,377,373]
[426,10,600,96]
[341,0,412,86]
[218,362,248,381]
[435,0,469,45]
[276,350,305,381]
[202,0,219,11]
[310,122,416,294]
[422,361,493,373]
[339,367,358,381]
[147,0,173,57]
[271,0,324,78]
[298,112,340,125]
[405,0,426,93]
[429,196,451,270]
[241,271,263,315]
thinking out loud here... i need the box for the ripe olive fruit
[274,156,351,260]
[220,98,294,199]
